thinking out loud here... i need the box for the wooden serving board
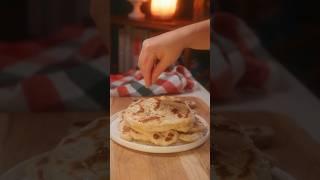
[110,96,210,180]
[217,111,320,180]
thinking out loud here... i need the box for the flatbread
[119,120,179,146]
[149,130,179,146]
[179,132,203,142]
[120,106,207,146]
[123,96,195,133]
[178,117,207,142]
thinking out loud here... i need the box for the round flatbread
[123,96,195,133]
[149,130,179,146]
[179,132,203,142]
[178,117,207,142]
[119,120,179,146]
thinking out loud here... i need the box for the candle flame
[151,0,178,20]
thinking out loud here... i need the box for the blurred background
[213,0,320,179]
[0,0,109,178]
[215,0,320,97]
[0,0,91,39]
[0,0,108,112]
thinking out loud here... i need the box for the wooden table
[110,96,210,180]
[0,112,106,175]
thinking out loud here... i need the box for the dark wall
[0,0,92,41]
[0,1,29,40]
[216,0,320,97]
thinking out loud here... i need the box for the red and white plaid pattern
[110,65,197,96]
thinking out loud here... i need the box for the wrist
[180,19,210,50]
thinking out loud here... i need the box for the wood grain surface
[0,112,106,175]
[217,111,320,180]
[110,96,210,180]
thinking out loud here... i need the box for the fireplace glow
[151,0,178,20]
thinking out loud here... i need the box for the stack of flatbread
[213,114,273,180]
[119,96,207,146]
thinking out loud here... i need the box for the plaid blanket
[212,13,272,99]
[0,26,108,112]
[110,65,196,96]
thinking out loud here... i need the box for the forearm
[178,19,210,50]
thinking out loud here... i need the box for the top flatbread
[123,96,195,133]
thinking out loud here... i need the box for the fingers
[138,51,155,87]
[151,59,168,84]
[144,55,155,87]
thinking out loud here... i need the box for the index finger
[138,50,155,87]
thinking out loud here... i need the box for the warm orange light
[151,0,178,20]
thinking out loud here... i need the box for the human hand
[138,31,185,87]
[138,20,210,87]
